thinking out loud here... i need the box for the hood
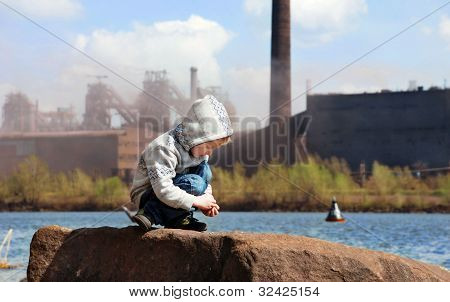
[173,95,233,151]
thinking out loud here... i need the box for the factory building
[0,127,157,182]
[303,88,450,170]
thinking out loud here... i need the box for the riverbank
[1,195,448,212]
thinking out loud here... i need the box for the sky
[0,0,449,124]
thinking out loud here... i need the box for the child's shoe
[165,212,207,232]
[133,208,154,232]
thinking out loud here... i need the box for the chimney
[269,0,291,126]
[190,67,198,102]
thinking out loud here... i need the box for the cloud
[295,0,368,44]
[244,0,270,16]
[2,0,83,18]
[302,62,443,97]
[0,15,232,119]
[293,0,367,28]
[420,25,433,36]
[0,83,16,98]
[439,14,450,48]
[71,15,232,97]
[225,66,270,120]
[244,0,368,44]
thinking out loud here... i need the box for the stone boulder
[27,225,449,282]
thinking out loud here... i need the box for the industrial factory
[0,68,236,182]
[1,0,448,182]
[211,0,450,174]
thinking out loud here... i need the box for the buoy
[325,196,346,222]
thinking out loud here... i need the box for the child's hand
[202,207,219,217]
[193,194,220,211]
[199,190,219,217]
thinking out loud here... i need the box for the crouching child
[129,95,233,232]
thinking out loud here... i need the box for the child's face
[190,140,222,157]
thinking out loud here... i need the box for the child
[130,95,233,232]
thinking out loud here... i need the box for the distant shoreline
[0,202,448,213]
[2,156,449,214]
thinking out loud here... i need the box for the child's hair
[190,136,232,154]
[214,136,232,147]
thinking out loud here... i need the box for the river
[0,211,449,281]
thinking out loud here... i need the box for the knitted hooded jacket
[129,95,233,211]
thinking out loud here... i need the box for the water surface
[0,212,448,281]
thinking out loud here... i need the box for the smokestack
[190,67,198,102]
[306,79,312,95]
[270,0,291,125]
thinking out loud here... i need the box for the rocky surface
[27,225,450,282]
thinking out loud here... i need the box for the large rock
[27,225,449,282]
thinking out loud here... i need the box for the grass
[0,155,449,212]
[211,156,450,212]
[0,155,129,211]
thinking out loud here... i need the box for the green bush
[53,172,72,198]
[8,155,51,203]
[288,159,334,201]
[94,176,128,206]
[250,161,291,204]
[366,161,399,195]
[69,169,95,197]
[435,173,450,202]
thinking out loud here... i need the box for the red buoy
[325,196,346,222]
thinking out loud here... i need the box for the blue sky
[0,0,449,122]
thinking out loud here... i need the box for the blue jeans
[139,160,212,226]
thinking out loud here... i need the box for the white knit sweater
[129,95,233,211]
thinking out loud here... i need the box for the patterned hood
[173,95,233,151]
